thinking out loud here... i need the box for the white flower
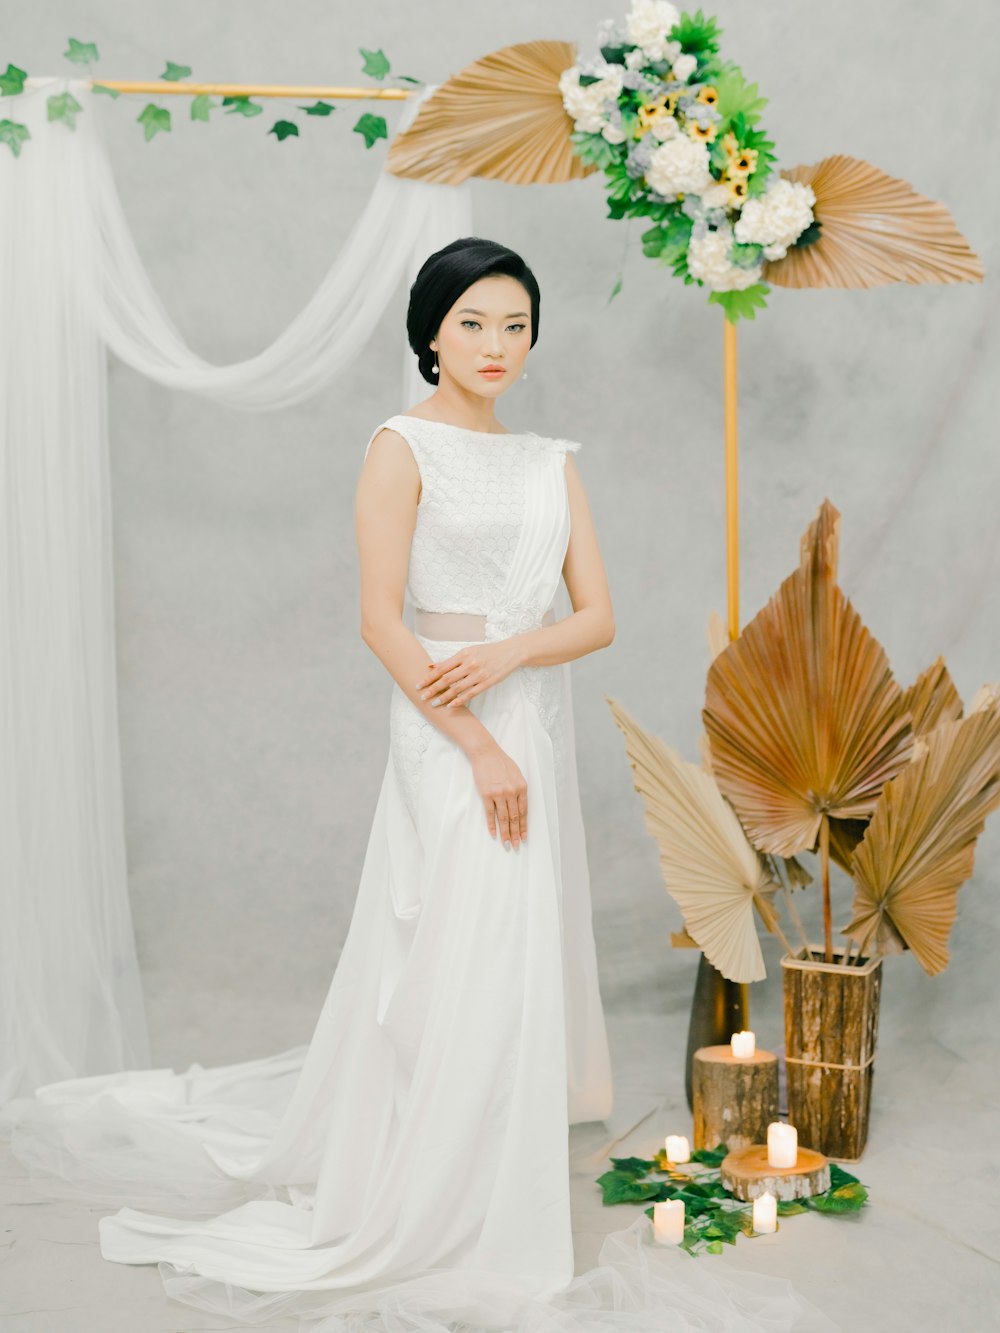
[672,53,697,82]
[559,63,625,134]
[701,181,731,209]
[649,115,679,141]
[687,227,763,291]
[733,178,815,259]
[625,47,648,70]
[645,135,713,195]
[625,0,681,60]
[602,121,629,144]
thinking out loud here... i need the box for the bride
[1,236,837,1331]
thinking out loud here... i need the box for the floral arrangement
[559,2,818,321]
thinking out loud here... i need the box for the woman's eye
[460,321,526,332]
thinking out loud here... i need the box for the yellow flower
[722,175,749,204]
[636,100,676,138]
[696,86,719,106]
[686,119,717,144]
[727,147,759,177]
[720,131,740,157]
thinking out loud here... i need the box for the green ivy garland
[0,38,421,154]
[597,1143,869,1256]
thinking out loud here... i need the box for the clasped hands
[414,637,524,711]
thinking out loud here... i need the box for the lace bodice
[364,415,581,618]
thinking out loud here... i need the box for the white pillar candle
[752,1191,777,1233]
[730,1030,756,1059]
[767,1121,798,1168]
[664,1134,690,1164]
[652,1198,685,1245]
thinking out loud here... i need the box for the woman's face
[430,275,532,397]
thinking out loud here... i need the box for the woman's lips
[479,368,505,376]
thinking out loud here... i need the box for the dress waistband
[413,606,556,641]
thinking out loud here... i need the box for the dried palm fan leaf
[385,41,594,186]
[828,817,870,874]
[968,681,1000,714]
[898,657,964,735]
[608,696,781,983]
[764,155,984,289]
[703,499,914,857]
[844,705,1000,974]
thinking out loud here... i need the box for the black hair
[406,237,540,386]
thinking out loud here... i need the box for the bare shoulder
[360,427,420,500]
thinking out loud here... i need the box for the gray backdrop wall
[8,1,998,1078]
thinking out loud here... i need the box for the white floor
[3,977,999,1333]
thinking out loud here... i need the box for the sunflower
[696,86,719,106]
[687,119,718,144]
[727,147,759,176]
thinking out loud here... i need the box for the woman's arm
[511,452,615,669]
[355,428,498,759]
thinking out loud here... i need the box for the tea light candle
[664,1134,690,1164]
[767,1121,798,1168]
[730,1030,756,1059]
[752,1191,777,1233]
[652,1199,685,1245]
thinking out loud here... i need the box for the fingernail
[430,699,440,707]
[504,840,511,851]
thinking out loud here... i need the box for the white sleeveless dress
[0,416,836,1331]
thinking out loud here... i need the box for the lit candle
[752,1191,777,1233]
[652,1198,685,1244]
[730,1030,756,1059]
[767,1121,798,1168]
[664,1134,690,1164]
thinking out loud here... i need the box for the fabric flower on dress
[485,600,550,643]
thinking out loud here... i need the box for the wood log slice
[720,1144,831,1201]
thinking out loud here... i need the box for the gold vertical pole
[723,312,749,1021]
[723,314,740,642]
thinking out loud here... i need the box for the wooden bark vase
[781,945,883,1161]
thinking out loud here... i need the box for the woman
[2,238,835,1332]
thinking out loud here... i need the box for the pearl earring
[432,362,439,374]
[521,369,528,380]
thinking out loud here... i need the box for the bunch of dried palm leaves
[609,499,1000,982]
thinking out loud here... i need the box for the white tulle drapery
[0,75,467,1101]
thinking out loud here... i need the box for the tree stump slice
[720,1144,830,1201]
[692,1045,779,1152]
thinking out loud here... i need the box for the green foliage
[605,1147,868,1255]
[360,47,391,80]
[137,103,171,141]
[270,120,300,142]
[0,119,31,156]
[354,112,388,148]
[190,94,213,122]
[47,91,83,129]
[92,84,121,99]
[0,63,28,96]
[712,62,768,127]
[672,10,723,57]
[708,284,770,323]
[64,38,99,66]
[160,61,192,82]
[223,95,263,118]
[301,101,336,117]
[569,129,619,171]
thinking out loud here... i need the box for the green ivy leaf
[190,94,213,121]
[92,83,121,99]
[713,62,768,126]
[353,112,387,148]
[596,1170,671,1206]
[691,1144,729,1166]
[160,61,192,82]
[137,103,171,141]
[0,119,31,156]
[360,47,391,80]
[0,63,28,96]
[47,91,83,129]
[829,1163,861,1189]
[608,1156,658,1179]
[64,38,99,66]
[300,101,336,116]
[807,1181,869,1214]
[269,119,299,142]
[222,95,263,118]
[777,1199,809,1216]
[607,275,623,303]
